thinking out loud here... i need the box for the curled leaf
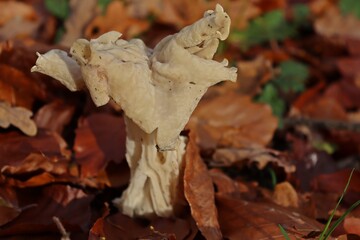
[184,132,222,240]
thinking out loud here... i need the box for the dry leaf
[60,0,98,47]
[184,132,222,240]
[344,217,360,236]
[0,185,21,227]
[74,113,126,179]
[314,7,360,40]
[0,101,36,136]
[189,92,278,151]
[212,147,295,173]
[89,211,195,240]
[272,181,299,208]
[237,56,274,96]
[85,1,149,39]
[217,193,323,240]
[34,100,75,133]
[0,185,93,237]
[209,168,249,194]
[0,63,45,109]
[0,1,39,40]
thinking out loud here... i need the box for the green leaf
[98,0,112,13]
[229,10,296,50]
[45,0,70,20]
[292,4,310,25]
[256,84,286,118]
[273,60,309,93]
[339,0,360,19]
[278,224,291,240]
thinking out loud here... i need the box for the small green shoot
[279,168,359,239]
[278,224,291,240]
[318,168,357,240]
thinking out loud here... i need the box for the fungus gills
[31,4,237,218]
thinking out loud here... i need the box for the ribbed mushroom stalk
[31,4,237,218]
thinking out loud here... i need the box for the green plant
[339,0,360,19]
[279,168,360,239]
[256,60,309,126]
[229,4,310,50]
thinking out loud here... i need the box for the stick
[53,216,71,240]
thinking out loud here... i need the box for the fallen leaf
[0,1,39,40]
[301,96,348,121]
[314,6,360,40]
[0,185,93,238]
[183,131,222,240]
[0,184,21,227]
[0,101,37,136]
[34,100,75,134]
[0,129,73,187]
[344,217,360,236]
[189,92,278,151]
[89,210,195,240]
[216,193,323,240]
[74,113,126,179]
[85,1,149,40]
[0,64,44,109]
[209,168,242,194]
[60,0,98,47]
[212,147,295,173]
[237,56,274,96]
[311,169,360,199]
[272,181,299,208]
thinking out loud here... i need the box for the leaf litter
[0,0,360,239]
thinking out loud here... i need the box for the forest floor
[0,0,360,239]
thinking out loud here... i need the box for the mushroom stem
[114,117,186,217]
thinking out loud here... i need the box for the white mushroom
[31,4,237,218]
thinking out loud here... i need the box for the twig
[283,117,360,132]
[53,216,71,240]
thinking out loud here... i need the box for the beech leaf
[184,132,222,240]
[0,101,37,136]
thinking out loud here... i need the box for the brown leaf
[90,211,195,240]
[60,0,98,47]
[0,185,93,237]
[314,7,360,40]
[212,147,295,173]
[301,96,348,121]
[0,64,44,109]
[237,56,274,96]
[209,168,239,194]
[0,130,72,187]
[216,193,323,240]
[34,100,75,133]
[184,132,222,240]
[311,169,360,197]
[74,113,126,178]
[0,1,39,40]
[272,181,299,208]
[189,92,278,151]
[85,1,149,40]
[344,217,360,236]
[0,185,21,227]
[0,101,36,136]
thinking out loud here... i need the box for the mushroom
[31,4,237,218]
